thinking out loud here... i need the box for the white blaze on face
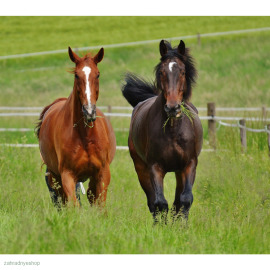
[82,66,91,109]
[169,61,177,72]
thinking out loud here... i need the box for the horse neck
[153,93,168,120]
[65,85,84,130]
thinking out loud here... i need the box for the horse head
[156,40,197,118]
[68,46,104,123]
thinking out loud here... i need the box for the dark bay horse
[36,47,116,207]
[122,40,203,219]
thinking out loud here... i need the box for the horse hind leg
[45,168,62,208]
[75,182,82,206]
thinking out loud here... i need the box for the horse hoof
[154,199,168,213]
[180,192,193,208]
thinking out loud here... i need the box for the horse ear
[94,48,104,64]
[178,40,185,55]
[68,47,80,63]
[159,40,168,57]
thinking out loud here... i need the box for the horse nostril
[175,104,181,111]
[82,105,97,122]
[164,104,170,112]
[82,106,88,115]
[165,104,180,112]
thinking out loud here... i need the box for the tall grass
[0,144,269,254]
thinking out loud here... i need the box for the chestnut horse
[122,40,203,219]
[36,47,116,207]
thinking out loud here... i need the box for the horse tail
[121,73,158,107]
[35,98,67,139]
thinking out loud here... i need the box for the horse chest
[147,130,193,171]
[64,142,103,176]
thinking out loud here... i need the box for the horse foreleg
[150,164,168,218]
[129,138,167,221]
[87,164,111,207]
[61,171,79,206]
[174,159,197,219]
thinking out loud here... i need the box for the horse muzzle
[82,104,96,122]
[164,103,181,117]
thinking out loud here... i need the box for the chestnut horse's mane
[35,98,67,138]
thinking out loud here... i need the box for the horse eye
[97,74,100,79]
[160,71,165,77]
[75,74,79,79]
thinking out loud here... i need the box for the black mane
[122,40,197,107]
[155,41,197,101]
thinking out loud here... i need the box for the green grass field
[0,16,270,254]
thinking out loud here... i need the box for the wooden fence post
[239,119,247,152]
[262,105,267,122]
[197,33,201,46]
[267,124,270,157]
[107,105,112,121]
[207,102,216,149]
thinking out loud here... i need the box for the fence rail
[0,143,129,150]
[1,103,270,153]
[1,106,269,112]
[1,112,270,123]
[0,143,216,152]
[0,106,133,111]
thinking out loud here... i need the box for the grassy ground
[0,17,270,254]
[1,17,269,55]
[0,144,269,254]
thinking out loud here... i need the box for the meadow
[0,16,269,254]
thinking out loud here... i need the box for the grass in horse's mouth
[84,115,104,128]
[162,102,196,132]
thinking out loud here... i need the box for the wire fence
[0,106,270,112]
[218,120,270,134]
[1,26,270,60]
